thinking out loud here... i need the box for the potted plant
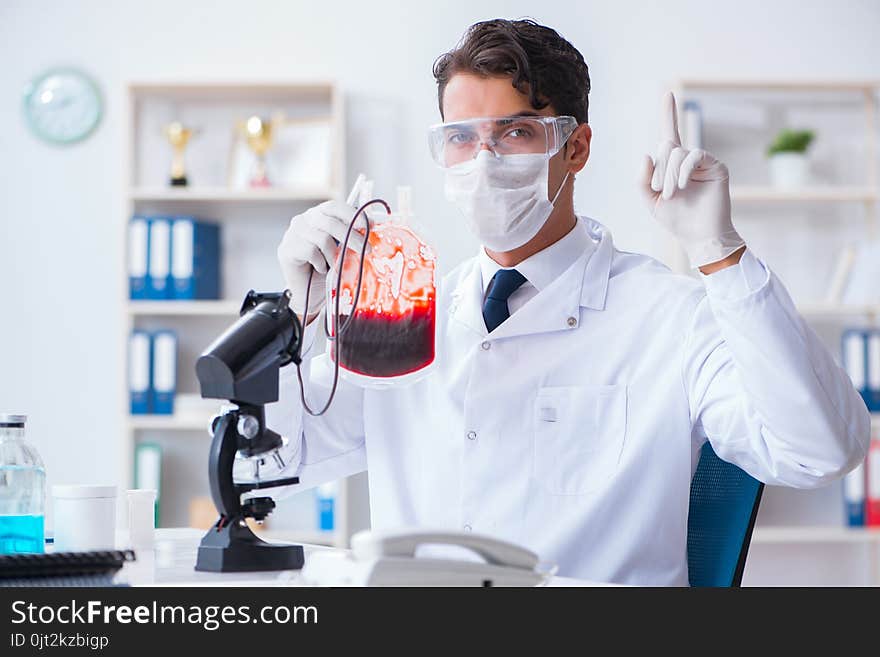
[767,128,814,188]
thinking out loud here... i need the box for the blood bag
[326,187,437,388]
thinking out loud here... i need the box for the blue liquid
[0,515,45,554]
[317,497,334,531]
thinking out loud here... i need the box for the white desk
[115,528,602,587]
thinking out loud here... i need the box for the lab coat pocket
[532,385,627,496]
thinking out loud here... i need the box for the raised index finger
[661,91,681,146]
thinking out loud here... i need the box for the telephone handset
[352,530,539,570]
[299,528,554,587]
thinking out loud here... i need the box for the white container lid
[52,484,118,499]
[126,489,157,499]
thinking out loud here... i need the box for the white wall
[1,0,879,533]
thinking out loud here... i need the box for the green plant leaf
[767,128,815,156]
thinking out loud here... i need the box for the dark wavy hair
[433,19,591,124]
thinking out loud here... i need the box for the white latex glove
[641,91,745,268]
[277,200,366,319]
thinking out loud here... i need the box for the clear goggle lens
[427,115,577,168]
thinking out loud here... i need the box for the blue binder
[150,331,177,415]
[128,331,152,415]
[867,329,880,412]
[147,218,173,299]
[128,216,150,300]
[843,462,866,527]
[842,329,869,408]
[171,217,221,300]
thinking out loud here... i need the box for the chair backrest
[687,441,764,587]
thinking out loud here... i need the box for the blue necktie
[482,268,527,333]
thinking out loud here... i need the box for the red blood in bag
[329,222,436,381]
[337,306,435,377]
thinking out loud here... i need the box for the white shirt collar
[478,217,596,296]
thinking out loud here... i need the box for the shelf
[796,303,880,317]
[129,413,212,431]
[130,187,335,203]
[678,79,879,92]
[129,81,336,100]
[730,186,877,203]
[751,526,880,545]
[128,300,242,316]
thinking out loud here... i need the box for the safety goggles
[427,115,577,168]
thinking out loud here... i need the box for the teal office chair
[687,441,764,587]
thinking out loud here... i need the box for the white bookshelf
[127,413,213,432]
[676,80,880,585]
[127,300,242,316]
[676,79,878,93]
[129,187,336,203]
[121,81,362,548]
[674,78,879,313]
[752,525,880,545]
[797,303,880,318]
[730,186,877,203]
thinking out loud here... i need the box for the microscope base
[195,520,305,572]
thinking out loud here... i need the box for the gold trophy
[241,115,273,187]
[164,122,197,187]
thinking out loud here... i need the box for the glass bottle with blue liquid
[0,414,45,553]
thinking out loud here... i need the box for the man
[267,19,869,585]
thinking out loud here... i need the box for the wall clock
[23,68,102,145]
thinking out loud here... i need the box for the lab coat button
[480,341,491,350]
[567,316,578,327]
[466,430,477,441]
[463,524,472,532]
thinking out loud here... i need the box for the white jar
[769,152,809,188]
[51,485,117,552]
[126,489,157,549]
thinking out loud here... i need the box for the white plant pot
[769,152,809,189]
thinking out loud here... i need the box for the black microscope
[194,290,305,572]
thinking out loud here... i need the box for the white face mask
[444,150,571,252]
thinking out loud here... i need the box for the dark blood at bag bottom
[336,306,435,378]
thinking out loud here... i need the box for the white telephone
[299,528,554,587]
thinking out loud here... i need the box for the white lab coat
[260,216,870,585]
